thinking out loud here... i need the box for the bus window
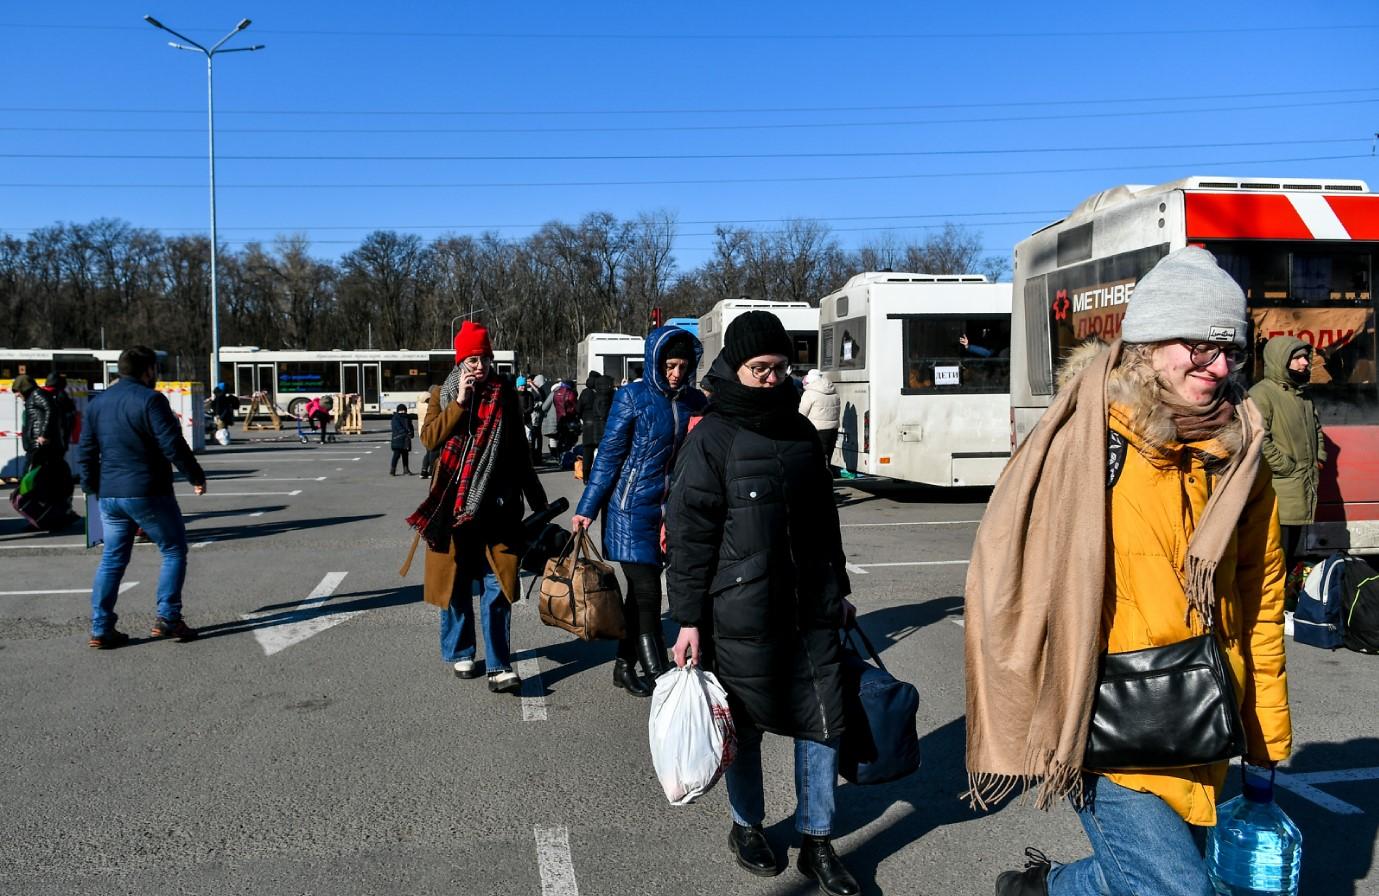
[383,365,429,395]
[790,333,818,368]
[821,317,867,371]
[278,361,338,395]
[902,316,1011,394]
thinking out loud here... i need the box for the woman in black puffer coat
[665,310,859,896]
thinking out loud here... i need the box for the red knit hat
[453,321,493,361]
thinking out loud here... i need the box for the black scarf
[703,354,810,439]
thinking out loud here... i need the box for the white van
[576,333,646,386]
[697,299,819,382]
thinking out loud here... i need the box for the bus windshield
[1048,242,1377,425]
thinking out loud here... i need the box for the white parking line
[516,658,548,722]
[1274,766,1379,815]
[842,519,983,528]
[188,490,302,497]
[212,476,326,482]
[950,616,966,627]
[856,560,971,568]
[245,571,353,656]
[249,511,265,518]
[533,825,579,896]
[845,562,869,575]
[1,581,138,596]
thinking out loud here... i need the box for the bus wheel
[288,398,308,419]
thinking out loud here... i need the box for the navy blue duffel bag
[837,623,921,785]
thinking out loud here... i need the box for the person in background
[969,246,1290,896]
[666,310,859,895]
[409,322,548,694]
[389,403,415,477]
[798,368,841,471]
[576,371,615,481]
[41,372,79,516]
[78,345,208,649]
[1249,335,1326,573]
[571,327,706,698]
[211,382,238,437]
[552,378,579,456]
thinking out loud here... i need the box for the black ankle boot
[797,835,860,896]
[612,657,651,697]
[728,823,779,877]
[637,633,671,681]
[995,848,1051,896]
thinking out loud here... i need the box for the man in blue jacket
[78,346,208,649]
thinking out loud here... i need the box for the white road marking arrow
[245,571,356,656]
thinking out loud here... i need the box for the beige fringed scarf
[963,339,1263,810]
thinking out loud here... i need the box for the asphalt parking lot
[2,433,1376,896]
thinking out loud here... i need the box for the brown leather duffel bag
[538,529,626,641]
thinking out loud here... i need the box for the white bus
[818,272,1013,487]
[576,333,646,386]
[0,348,159,389]
[697,299,819,381]
[1011,175,1379,551]
[216,347,518,417]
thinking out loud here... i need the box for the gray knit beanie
[1120,246,1248,348]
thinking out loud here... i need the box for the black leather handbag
[1085,633,1247,771]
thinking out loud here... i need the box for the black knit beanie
[663,332,696,363]
[722,310,793,370]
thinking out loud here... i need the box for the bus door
[341,362,382,411]
[258,364,276,405]
[234,364,257,400]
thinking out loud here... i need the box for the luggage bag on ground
[837,622,921,785]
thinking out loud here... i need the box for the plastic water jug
[1207,765,1302,896]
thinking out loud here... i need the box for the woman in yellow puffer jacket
[972,247,1291,896]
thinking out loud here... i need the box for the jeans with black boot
[621,562,670,688]
[725,720,859,895]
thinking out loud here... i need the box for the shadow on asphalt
[514,633,616,691]
[1275,737,1379,896]
[187,513,386,542]
[182,505,287,522]
[837,479,993,507]
[757,715,986,894]
[193,585,424,642]
[855,598,964,651]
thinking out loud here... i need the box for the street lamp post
[450,307,488,346]
[143,15,264,387]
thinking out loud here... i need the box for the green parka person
[1248,334,1326,567]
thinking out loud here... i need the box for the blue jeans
[725,721,839,837]
[90,496,189,636]
[439,560,511,673]
[1048,775,1212,896]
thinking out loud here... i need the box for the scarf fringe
[1185,555,1218,630]
[964,756,1087,813]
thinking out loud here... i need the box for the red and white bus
[1011,176,1379,553]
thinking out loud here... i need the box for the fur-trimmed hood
[1056,339,1244,462]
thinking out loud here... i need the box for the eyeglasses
[1179,341,1247,369]
[744,361,791,381]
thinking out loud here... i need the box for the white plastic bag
[214,428,231,446]
[648,666,737,805]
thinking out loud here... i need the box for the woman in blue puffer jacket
[571,325,706,697]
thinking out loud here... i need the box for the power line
[0,138,1366,163]
[3,21,1377,40]
[0,209,1064,233]
[0,220,1051,241]
[2,86,1376,118]
[0,153,1367,189]
[2,98,1373,137]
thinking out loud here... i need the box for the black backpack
[1340,556,1379,655]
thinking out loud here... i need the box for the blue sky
[2,1,1377,272]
